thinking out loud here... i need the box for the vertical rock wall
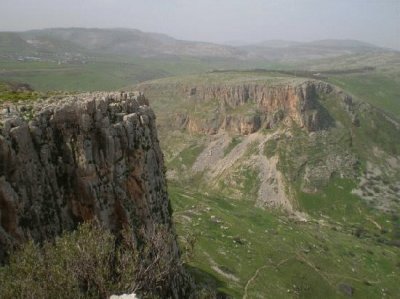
[0,92,189,296]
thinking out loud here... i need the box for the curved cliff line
[141,79,357,135]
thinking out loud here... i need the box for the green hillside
[171,184,400,298]
[1,29,400,297]
[134,71,400,298]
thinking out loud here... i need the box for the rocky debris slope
[190,132,294,211]
[138,74,400,213]
[0,92,190,297]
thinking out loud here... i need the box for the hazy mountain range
[0,27,396,62]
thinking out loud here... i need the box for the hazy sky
[1,0,399,49]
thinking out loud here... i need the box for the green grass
[169,143,205,170]
[263,138,278,158]
[224,136,242,157]
[139,71,305,88]
[298,178,390,228]
[355,106,400,157]
[327,73,400,118]
[0,55,289,93]
[0,81,38,102]
[0,81,74,108]
[170,184,400,298]
[0,59,169,92]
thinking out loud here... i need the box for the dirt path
[242,264,270,299]
[242,258,291,299]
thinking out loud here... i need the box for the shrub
[0,222,194,298]
[0,222,133,298]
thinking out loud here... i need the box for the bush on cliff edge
[0,222,180,299]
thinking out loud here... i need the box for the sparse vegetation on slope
[0,222,200,299]
[0,223,136,298]
[170,184,400,298]
[1,35,400,298]
[134,70,400,297]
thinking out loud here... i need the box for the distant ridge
[0,27,393,62]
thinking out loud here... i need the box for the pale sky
[1,0,399,49]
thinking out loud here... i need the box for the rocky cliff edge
[0,92,191,297]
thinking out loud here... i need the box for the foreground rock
[0,92,190,297]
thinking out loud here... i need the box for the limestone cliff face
[0,92,188,296]
[150,80,341,135]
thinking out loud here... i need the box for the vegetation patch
[169,143,206,170]
[223,136,242,157]
[0,222,184,299]
[170,183,400,298]
[0,223,134,298]
[0,81,37,103]
[263,138,278,158]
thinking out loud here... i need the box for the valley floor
[170,184,400,298]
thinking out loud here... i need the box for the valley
[134,69,400,297]
[0,27,399,298]
[170,184,399,298]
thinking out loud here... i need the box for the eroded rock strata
[0,92,189,297]
[140,79,358,135]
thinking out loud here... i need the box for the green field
[0,58,181,92]
[327,72,400,118]
[170,184,400,298]
[0,56,282,93]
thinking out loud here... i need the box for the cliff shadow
[312,94,336,131]
[185,264,232,298]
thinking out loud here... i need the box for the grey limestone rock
[0,91,191,297]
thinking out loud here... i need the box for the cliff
[138,74,399,213]
[140,78,357,135]
[0,92,190,297]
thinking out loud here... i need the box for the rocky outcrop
[152,80,339,135]
[140,78,362,136]
[0,92,190,297]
